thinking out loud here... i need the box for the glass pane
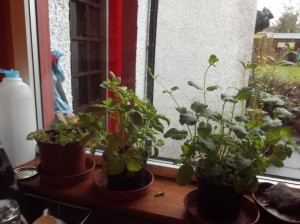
[89,74,101,101]
[70,1,86,37]
[71,76,88,108]
[71,41,87,73]
[89,42,101,70]
[89,6,100,38]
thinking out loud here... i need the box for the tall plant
[151,55,298,193]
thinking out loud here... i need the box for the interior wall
[0,0,14,70]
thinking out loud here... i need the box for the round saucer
[184,189,260,224]
[253,182,300,224]
[37,157,95,186]
[93,169,154,201]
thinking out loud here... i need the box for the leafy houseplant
[27,113,107,177]
[87,72,169,191]
[151,55,298,221]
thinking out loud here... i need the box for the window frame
[35,1,300,186]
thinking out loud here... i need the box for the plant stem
[203,65,212,105]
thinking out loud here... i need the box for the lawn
[276,66,300,83]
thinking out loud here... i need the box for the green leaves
[235,87,254,101]
[188,81,202,90]
[191,102,207,113]
[149,54,298,195]
[179,111,198,125]
[164,128,188,140]
[176,164,194,185]
[208,54,219,66]
[273,107,294,119]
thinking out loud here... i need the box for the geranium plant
[151,54,298,194]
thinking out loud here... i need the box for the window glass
[146,0,300,182]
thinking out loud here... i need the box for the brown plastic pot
[197,178,243,222]
[37,140,86,177]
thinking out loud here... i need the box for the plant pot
[37,140,86,177]
[107,167,146,191]
[197,178,243,222]
[103,149,149,191]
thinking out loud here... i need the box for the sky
[257,0,300,25]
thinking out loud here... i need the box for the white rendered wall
[152,1,258,158]
[48,0,73,109]
[135,0,150,99]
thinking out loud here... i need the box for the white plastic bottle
[0,70,36,167]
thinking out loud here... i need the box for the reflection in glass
[71,41,87,73]
[70,1,86,37]
[72,76,88,108]
[89,6,100,38]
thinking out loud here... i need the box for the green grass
[276,66,300,83]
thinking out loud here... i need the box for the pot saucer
[37,157,95,186]
[184,189,260,224]
[93,169,154,201]
[253,182,300,223]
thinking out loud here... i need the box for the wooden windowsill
[18,157,196,223]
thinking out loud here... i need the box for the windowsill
[19,157,196,223]
[18,155,300,223]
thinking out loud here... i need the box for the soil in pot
[107,167,146,191]
[197,178,243,222]
[37,141,86,177]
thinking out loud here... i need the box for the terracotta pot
[197,178,243,222]
[37,140,86,177]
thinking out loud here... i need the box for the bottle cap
[4,70,20,78]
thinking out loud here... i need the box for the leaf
[155,114,170,126]
[221,94,238,103]
[176,164,194,185]
[176,107,187,113]
[85,104,107,113]
[187,81,202,90]
[126,158,142,172]
[179,111,198,125]
[164,128,188,140]
[280,126,295,138]
[266,127,281,145]
[154,192,165,197]
[199,138,216,152]
[170,86,179,92]
[228,124,247,138]
[151,118,165,133]
[197,122,212,137]
[240,61,257,69]
[262,116,282,128]
[207,85,220,91]
[209,54,219,66]
[191,102,207,113]
[235,115,250,123]
[235,87,254,101]
[107,160,125,175]
[128,110,143,128]
[273,107,294,119]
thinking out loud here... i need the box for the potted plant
[27,112,107,177]
[87,72,169,191]
[151,55,298,221]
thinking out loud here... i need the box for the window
[69,0,106,112]
[35,0,300,183]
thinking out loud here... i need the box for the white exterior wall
[151,1,258,158]
[48,0,73,109]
